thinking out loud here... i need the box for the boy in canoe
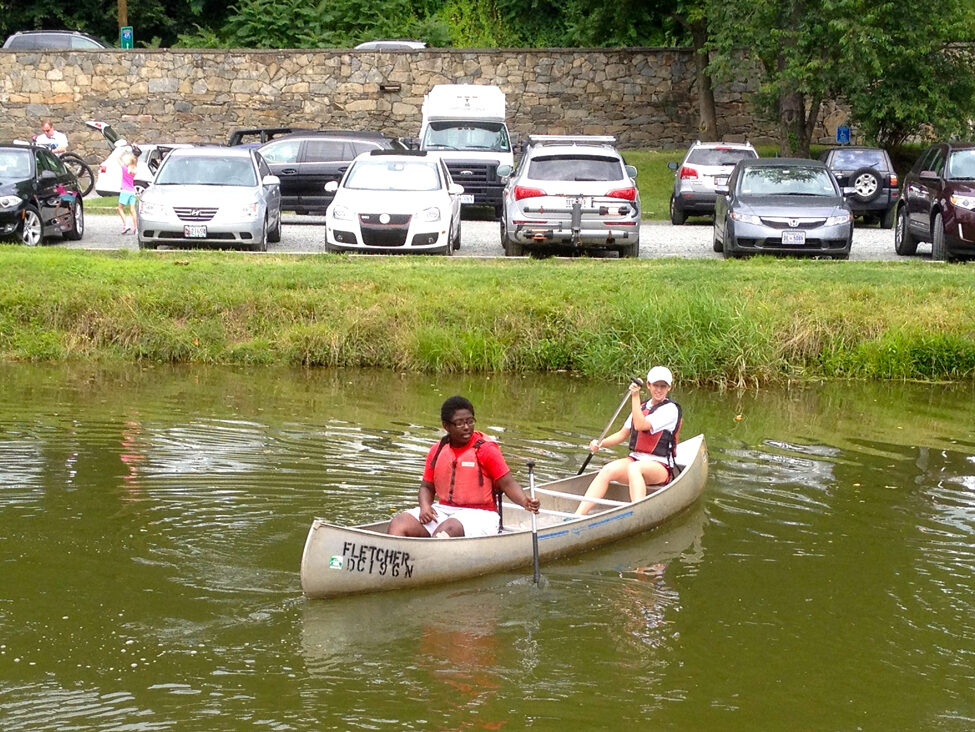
[387,396,540,537]
[574,366,682,516]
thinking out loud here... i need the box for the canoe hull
[300,434,708,598]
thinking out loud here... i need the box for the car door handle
[281,168,298,175]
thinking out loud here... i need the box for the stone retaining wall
[0,47,845,161]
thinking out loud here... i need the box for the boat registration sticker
[329,555,344,570]
[782,230,806,245]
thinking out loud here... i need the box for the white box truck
[419,84,514,218]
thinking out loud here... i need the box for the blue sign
[836,125,851,145]
[120,26,134,49]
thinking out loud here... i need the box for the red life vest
[628,398,682,462]
[430,433,497,512]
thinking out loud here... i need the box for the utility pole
[118,0,128,29]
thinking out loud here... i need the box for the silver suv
[498,135,641,257]
[668,141,758,224]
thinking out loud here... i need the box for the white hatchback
[324,151,464,255]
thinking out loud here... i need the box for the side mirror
[448,183,465,196]
[667,161,679,171]
[625,164,638,179]
[497,164,511,178]
[324,181,339,193]
[262,174,281,187]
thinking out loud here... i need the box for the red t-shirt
[422,432,510,484]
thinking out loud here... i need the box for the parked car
[258,131,398,214]
[323,150,463,255]
[713,158,853,259]
[226,127,310,148]
[354,40,427,50]
[137,147,281,251]
[0,143,85,245]
[818,146,898,228]
[894,142,975,262]
[668,140,759,224]
[2,29,108,49]
[87,120,193,197]
[498,134,640,257]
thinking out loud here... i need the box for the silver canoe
[300,433,708,599]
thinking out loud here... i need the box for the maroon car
[894,142,975,261]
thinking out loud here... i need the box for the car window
[34,148,65,175]
[739,167,837,196]
[829,149,887,169]
[927,147,946,176]
[352,141,384,156]
[260,139,301,164]
[947,149,975,180]
[256,155,272,178]
[527,154,624,182]
[72,36,103,49]
[687,148,757,166]
[156,156,258,186]
[303,140,354,162]
[0,149,32,178]
[345,160,442,191]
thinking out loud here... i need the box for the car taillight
[889,173,898,187]
[607,187,637,201]
[100,165,107,173]
[679,166,698,179]
[514,186,545,201]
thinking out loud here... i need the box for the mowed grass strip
[1,247,974,384]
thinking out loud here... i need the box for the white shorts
[406,504,500,537]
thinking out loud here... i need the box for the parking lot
[66,212,917,260]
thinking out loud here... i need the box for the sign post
[120,26,134,49]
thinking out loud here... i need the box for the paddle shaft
[526,460,540,584]
[577,377,644,475]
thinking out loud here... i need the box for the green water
[0,364,972,730]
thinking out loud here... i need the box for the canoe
[300,433,708,598]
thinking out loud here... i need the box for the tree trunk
[691,22,718,139]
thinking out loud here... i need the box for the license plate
[782,229,806,245]
[714,176,728,186]
[459,194,474,204]
[568,196,590,207]
[184,225,207,238]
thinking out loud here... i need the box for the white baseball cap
[646,366,673,386]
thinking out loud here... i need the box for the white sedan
[324,151,464,255]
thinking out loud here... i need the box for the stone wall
[0,47,844,162]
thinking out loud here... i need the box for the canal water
[0,364,972,730]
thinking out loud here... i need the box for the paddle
[577,377,644,475]
[526,460,540,585]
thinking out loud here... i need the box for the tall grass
[1,248,974,385]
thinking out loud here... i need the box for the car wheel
[20,205,43,246]
[253,216,268,252]
[712,224,723,253]
[669,196,686,225]
[932,212,949,262]
[618,241,639,258]
[268,210,282,243]
[500,218,523,256]
[850,167,882,203]
[881,205,896,230]
[63,199,85,241]
[452,219,461,250]
[894,207,918,256]
[137,234,156,250]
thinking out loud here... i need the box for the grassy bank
[2,247,974,385]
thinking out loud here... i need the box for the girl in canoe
[575,366,682,516]
[388,395,540,538]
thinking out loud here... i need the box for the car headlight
[730,210,762,226]
[239,202,260,219]
[419,206,441,223]
[331,205,352,221]
[950,194,975,211]
[0,195,23,210]
[825,211,853,226]
[139,199,167,217]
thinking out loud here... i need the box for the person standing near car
[35,120,68,154]
[117,152,138,234]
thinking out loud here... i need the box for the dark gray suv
[3,30,108,49]
[818,146,898,228]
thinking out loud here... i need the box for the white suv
[668,141,758,224]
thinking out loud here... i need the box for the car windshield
[527,155,624,182]
[0,149,32,179]
[947,150,975,180]
[422,122,509,152]
[155,156,257,186]
[687,148,756,166]
[829,149,886,169]
[345,160,442,191]
[739,167,837,196]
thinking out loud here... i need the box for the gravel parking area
[65,211,921,261]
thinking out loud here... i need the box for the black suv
[3,30,108,49]
[0,144,85,245]
[818,146,898,228]
[894,142,975,262]
[257,131,399,214]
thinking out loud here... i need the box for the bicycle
[31,136,95,197]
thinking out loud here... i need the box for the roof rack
[527,134,618,146]
[369,149,428,157]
